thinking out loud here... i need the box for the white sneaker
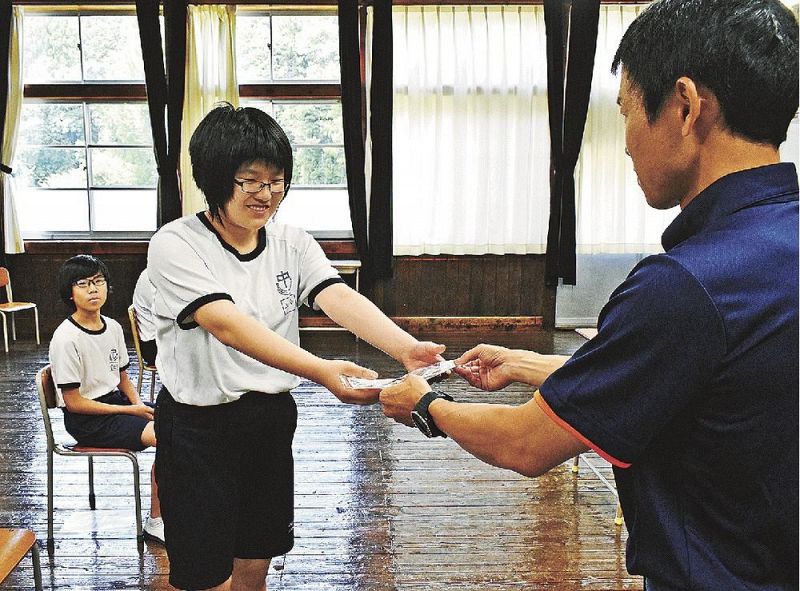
[143,515,165,544]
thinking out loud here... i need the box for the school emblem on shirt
[280,296,296,315]
[276,271,296,314]
[276,271,293,295]
[109,348,119,371]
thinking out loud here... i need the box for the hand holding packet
[340,360,457,390]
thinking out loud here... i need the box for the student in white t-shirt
[48,255,164,544]
[132,268,157,365]
[147,103,446,591]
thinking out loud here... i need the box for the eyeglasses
[73,276,107,289]
[234,178,289,196]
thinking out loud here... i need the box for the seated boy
[48,254,164,544]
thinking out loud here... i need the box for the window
[17,12,157,239]
[15,9,349,240]
[16,102,157,237]
[237,12,351,238]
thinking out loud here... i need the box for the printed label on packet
[340,360,457,390]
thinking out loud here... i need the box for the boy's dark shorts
[62,390,154,451]
[140,339,157,367]
[154,387,297,590]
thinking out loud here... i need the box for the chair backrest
[0,267,11,302]
[127,305,145,366]
[35,366,57,451]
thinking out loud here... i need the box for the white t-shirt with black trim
[147,213,343,406]
[132,268,157,342]
[48,316,130,407]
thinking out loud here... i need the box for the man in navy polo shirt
[379,0,798,589]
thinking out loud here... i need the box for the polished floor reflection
[1,329,641,590]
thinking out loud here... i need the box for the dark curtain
[367,0,393,278]
[135,0,186,227]
[338,0,369,267]
[0,0,12,264]
[338,0,394,280]
[544,0,600,286]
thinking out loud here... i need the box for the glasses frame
[233,178,290,196]
[73,276,107,289]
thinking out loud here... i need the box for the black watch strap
[411,391,454,438]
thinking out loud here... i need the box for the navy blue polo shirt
[538,163,798,590]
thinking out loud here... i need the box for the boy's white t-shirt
[132,268,157,342]
[48,316,130,407]
[147,213,343,406]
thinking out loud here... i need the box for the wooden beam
[300,315,543,331]
[24,239,356,257]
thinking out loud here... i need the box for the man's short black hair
[58,255,111,309]
[189,103,294,219]
[612,0,798,147]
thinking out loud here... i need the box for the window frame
[237,8,351,239]
[19,7,156,241]
[20,4,353,242]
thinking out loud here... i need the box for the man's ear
[675,76,704,137]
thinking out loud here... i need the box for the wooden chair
[36,366,143,543]
[572,455,624,526]
[0,267,40,354]
[127,305,158,401]
[571,327,623,526]
[0,528,42,591]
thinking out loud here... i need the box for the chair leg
[10,313,16,341]
[149,370,156,402]
[34,307,40,346]
[31,540,43,591]
[130,455,143,539]
[1,313,7,353]
[136,370,143,395]
[47,451,54,543]
[88,457,96,510]
[572,455,580,473]
[615,503,624,526]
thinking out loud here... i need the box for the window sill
[23,239,357,257]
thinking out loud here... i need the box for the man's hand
[125,403,155,420]
[379,375,432,427]
[454,344,517,391]
[319,359,381,405]
[400,341,446,372]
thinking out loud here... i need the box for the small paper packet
[340,360,456,390]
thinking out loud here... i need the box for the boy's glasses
[234,178,288,195]
[73,277,107,289]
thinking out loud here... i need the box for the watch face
[411,410,434,437]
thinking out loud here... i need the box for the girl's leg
[141,422,160,517]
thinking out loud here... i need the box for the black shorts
[154,387,297,590]
[62,391,154,451]
[140,339,157,366]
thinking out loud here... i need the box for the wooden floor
[0,329,642,590]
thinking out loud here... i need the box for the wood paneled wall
[4,251,555,341]
[366,255,553,318]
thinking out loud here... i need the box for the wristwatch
[411,391,454,438]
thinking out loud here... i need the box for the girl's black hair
[189,103,294,219]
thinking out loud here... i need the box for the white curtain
[392,6,550,255]
[2,7,24,254]
[574,5,678,254]
[180,5,239,216]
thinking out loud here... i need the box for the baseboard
[555,317,598,329]
[300,316,543,331]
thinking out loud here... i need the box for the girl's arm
[314,283,445,370]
